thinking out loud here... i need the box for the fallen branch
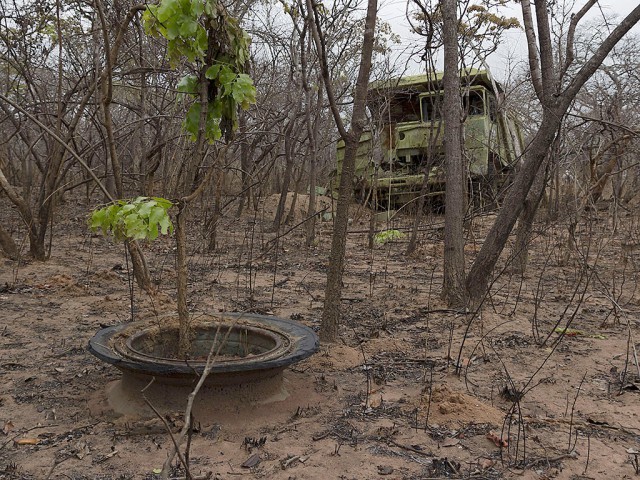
[526,451,579,468]
[386,439,434,457]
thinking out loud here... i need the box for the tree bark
[441,0,467,308]
[512,154,550,274]
[96,0,153,292]
[176,202,190,358]
[0,164,39,257]
[465,1,640,307]
[304,79,323,247]
[307,0,378,342]
[466,111,562,304]
[273,125,296,230]
[235,110,250,218]
[0,224,19,260]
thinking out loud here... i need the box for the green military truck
[336,69,524,209]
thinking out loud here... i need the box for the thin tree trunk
[0,224,19,260]
[0,164,40,259]
[96,0,153,292]
[442,0,467,308]
[465,1,640,307]
[207,158,223,252]
[512,154,550,274]
[589,135,631,205]
[176,203,190,357]
[235,110,250,218]
[307,0,378,342]
[305,147,318,245]
[274,127,296,230]
[466,112,562,305]
[304,83,322,247]
[285,166,304,225]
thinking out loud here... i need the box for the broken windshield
[420,90,485,122]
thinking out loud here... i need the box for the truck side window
[387,93,420,123]
[464,91,484,116]
[421,96,442,122]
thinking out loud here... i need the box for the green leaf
[203,0,215,16]
[232,73,256,106]
[165,21,180,40]
[177,75,198,94]
[191,0,204,16]
[178,16,198,37]
[136,200,155,217]
[205,64,221,80]
[142,0,255,143]
[159,214,172,235]
[153,197,173,210]
[149,205,166,226]
[184,102,201,139]
[89,197,174,243]
[195,26,208,53]
[218,66,236,86]
[89,208,106,232]
[235,73,253,90]
[156,0,176,23]
[123,213,141,237]
[142,7,159,34]
[120,203,136,213]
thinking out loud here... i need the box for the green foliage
[142,0,256,142]
[90,197,174,242]
[373,229,405,245]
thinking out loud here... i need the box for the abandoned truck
[336,69,524,210]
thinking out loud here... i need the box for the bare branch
[561,0,598,79]
[520,0,543,100]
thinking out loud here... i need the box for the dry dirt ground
[1,194,640,480]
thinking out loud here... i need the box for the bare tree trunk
[176,203,191,357]
[305,146,318,245]
[589,135,631,205]
[304,81,323,247]
[133,72,147,185]
[441,0,467,308]
[207,159,223,252]
[512,155,550,274]
[546,155,559,222]
[235,110,250,218]
[29,0,66,261]
[306,0,378,342]
[273,127,296,230]
[0,224,19,260]
[467,112,562,304]
[96,0,153,292]
[132,20,147,186]
[465,1,640,306]
[285,166,304,225]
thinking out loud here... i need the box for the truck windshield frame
[419,87,487,123]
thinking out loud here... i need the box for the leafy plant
[89,0,256,371]
[142,0,256,142]
[374,229,405,245]
[89,196,174,242]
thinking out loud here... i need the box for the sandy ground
[1,193,639,479]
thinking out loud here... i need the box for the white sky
[379,1,640,82]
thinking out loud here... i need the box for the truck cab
[336,69,523,209]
